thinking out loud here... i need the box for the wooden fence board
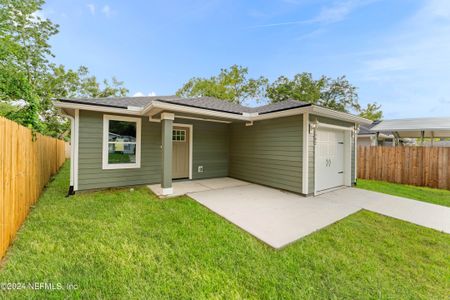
[358,146,450,190]
[0,117,66,259]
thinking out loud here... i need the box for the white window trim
[102,114,142,170]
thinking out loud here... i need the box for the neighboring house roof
[371,117,450,138]
[358,120,394,138]
[56,96,311,115]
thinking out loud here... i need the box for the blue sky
[40,0,450,118]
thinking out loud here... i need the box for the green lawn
[357,179,450,207]
[1,163,449,299]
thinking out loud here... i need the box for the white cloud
[87,4,96,15]
[251,0,378,28]
[312,0,378,24]
[355,0,450,117]
[101,5,115,17]
[361,0,450,77]
[133,92,157,97]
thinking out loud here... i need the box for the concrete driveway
[189,184,450,249]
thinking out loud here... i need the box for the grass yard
[357,179,450,207]
[1,162,449,299]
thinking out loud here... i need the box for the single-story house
[54,96,371,196]
[371,117,450,146]
[358,121,395,146]
[357,120,414,146]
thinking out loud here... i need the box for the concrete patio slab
[189,184,360,249]
[189,184,450,249]
[148,177,250,198]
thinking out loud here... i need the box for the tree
[0,0,129,137]
[266,73,361,113]
[358,102,383,121]
[43,65,128,99]
[176,65,268,105]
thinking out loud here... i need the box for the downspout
[61,112,76,196]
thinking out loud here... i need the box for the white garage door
[316,128,345,192]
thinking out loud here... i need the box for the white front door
[316,128,345,192]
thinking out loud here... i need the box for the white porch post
[161,112,174,195]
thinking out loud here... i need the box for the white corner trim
[162,187,173,195]
[161,112,175,120]
[302,113,309,195]
[102,114,142,170]
[173,123,193,180]
[74,109,79,191]
[354,126,358,183]
[344,130,352,186]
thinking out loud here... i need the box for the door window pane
[172,130,186,141]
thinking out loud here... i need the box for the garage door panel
[316,128,345,192]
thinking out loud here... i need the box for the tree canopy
[176,65,268,105]
[177,65,383,119]
[0,0,128,137]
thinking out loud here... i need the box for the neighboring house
[371,117,450,146]
[358,120,414,147]
[358,120,395,146]
[54,96,371,196]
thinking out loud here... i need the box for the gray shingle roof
[57,96,179,109]
[157,96,253,114]
[56,96,311,114]
[358,120,395,135]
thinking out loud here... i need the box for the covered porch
[148,106,244,196]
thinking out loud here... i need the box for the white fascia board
[310,106,372,125]
[54,101,143,116]
[149,101,248,121]
[55,100,373,126]
[251,106,312,121]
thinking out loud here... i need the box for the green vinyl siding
[77,111,230,191]
[175,119,229,179]
[77,110,162,190]
[308,115,356,194]
[229,115,303,194]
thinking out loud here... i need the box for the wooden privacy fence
[0,117,66,259]
[358,146,450,190]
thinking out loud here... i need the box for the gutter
[59,109,76,197]
[54,100,372,125]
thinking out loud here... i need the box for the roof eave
[53,101,144,115]
[310,105,372,125]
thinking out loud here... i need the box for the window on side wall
[102,115,141,169]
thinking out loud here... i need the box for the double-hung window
[102,115,141,169]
